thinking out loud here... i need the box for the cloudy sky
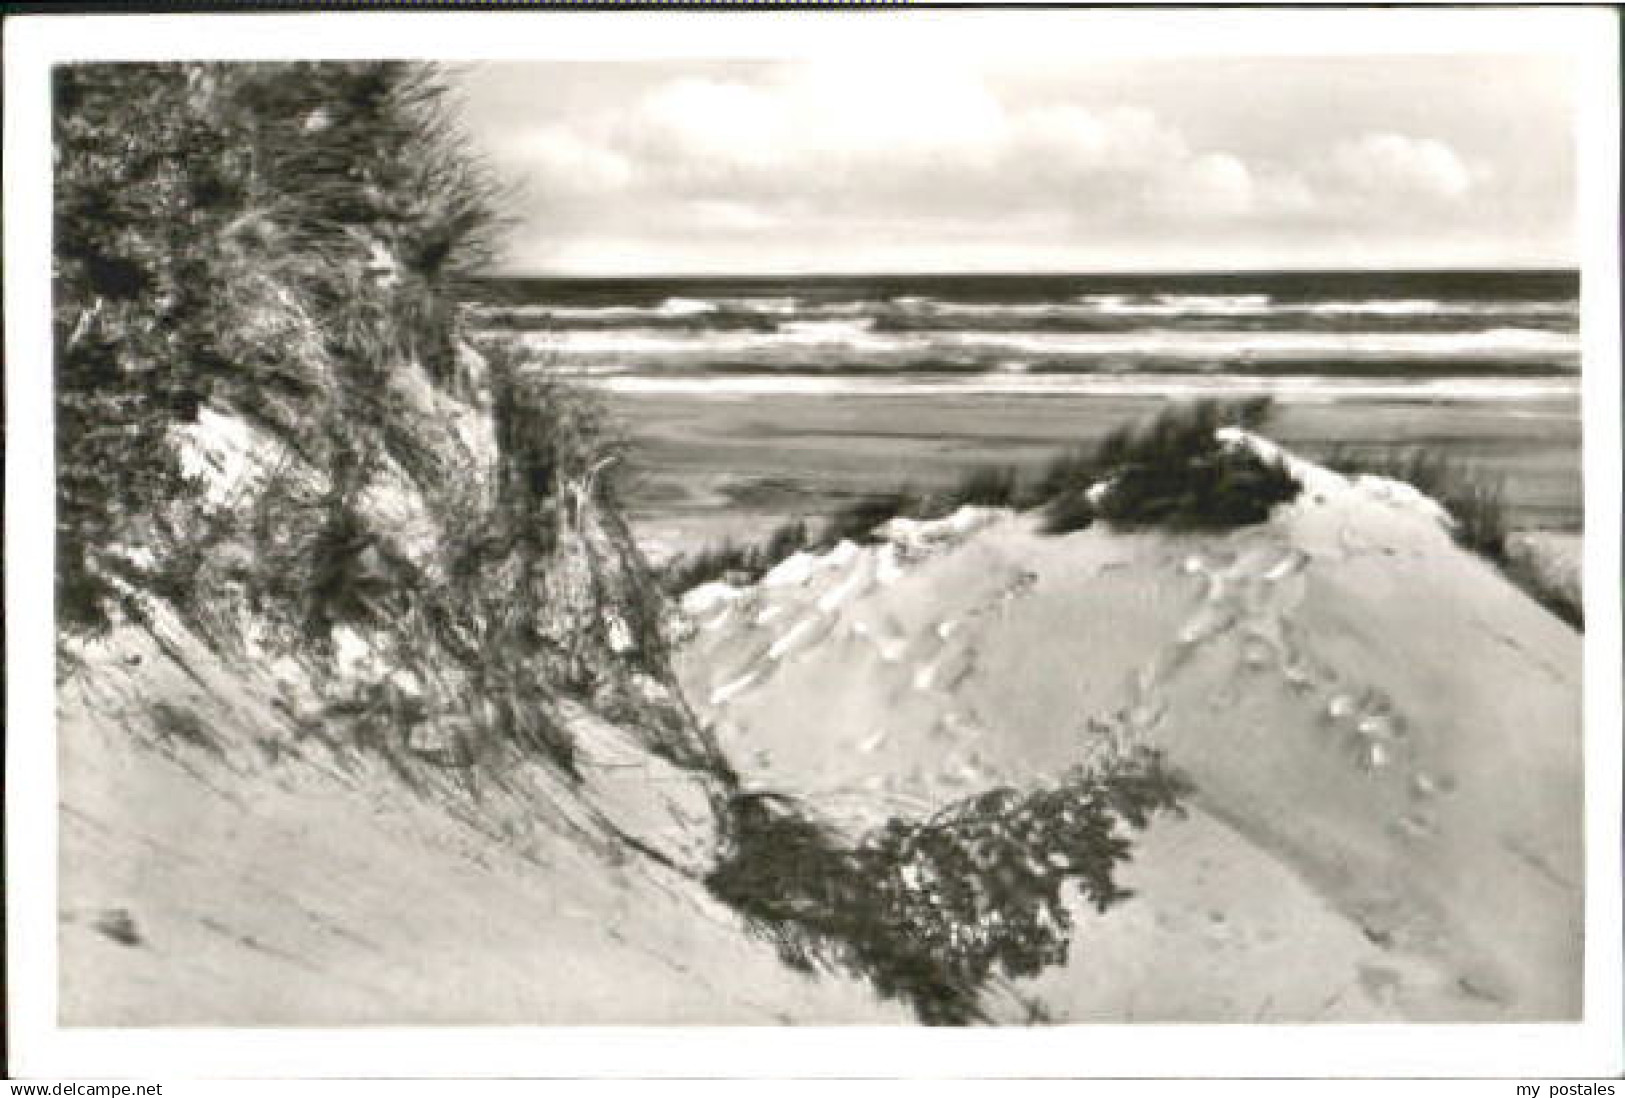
[451,53,1576,275]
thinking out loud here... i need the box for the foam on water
[594,372,1579,401]
[513,323,1577,364]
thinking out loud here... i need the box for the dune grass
[656,493,918,594]
[1037,396,1295,534]
[664,407,1579,629]
[657,521,812,595]
[657,485,966,595]
[54,63,725,780]
[1320,445,1581,629]
[661,398,1299,595]
[54,62,506,639]
[1320,445,1508,557]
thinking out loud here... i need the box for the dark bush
[1039,488,1098,536]
[660,540,757,596]
[1039,397,1298,534]
[935,464,1025,512]
[823,490,919,546]
[759,517,813,567]
[1027,446,1105,511]
[1094,446,1300,532]
[709,746,1191,1024]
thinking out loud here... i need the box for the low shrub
[1027,446,1105,512]
[708,746,1191,1024]
[660,540,761,595]
[759,517,814,566]
[934,463,1026,512]
[823,489,919,546]
[1093,445,1300,532]
[658,517,816,595]
[1038,488,1098,536]
[1040,397,1296,534]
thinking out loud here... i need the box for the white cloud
[503,126,635,194]
[1016,104,1190,176]
[455,57,1571,273]
[781,60,1008,154]
[1171,151,1256,217]
[681,198,779,233]
[1324,132,1476,201]
[634,77,786,169]
[527,68,1240,225]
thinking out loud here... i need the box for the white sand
[675,441,1582,1021]
[57,606,906,1025]
[59,432,1581,1025]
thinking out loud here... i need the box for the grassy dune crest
[1320,445,1581,628]
[661,397,1300,592]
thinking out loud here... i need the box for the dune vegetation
[662,397,1581,635]
[1318,444,1582,628]
[661,397,1300,593]
[55,62,731,784]
[57,63,501,636]
[709,747,1189,1024]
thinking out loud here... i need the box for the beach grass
[660,398,1299,592]
[662,401,1581,634]
[1321,444,1581,628]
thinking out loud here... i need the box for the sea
[465,270,1583,546]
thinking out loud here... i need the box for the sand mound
[674,435,1582,1021]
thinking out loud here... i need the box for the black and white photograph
[5,5,1621,1082]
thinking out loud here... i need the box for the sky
[451,53,1577,276]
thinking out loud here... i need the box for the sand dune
[57,604,907,1025]
[57,427,1580,1025]
[675,434,1581,1021]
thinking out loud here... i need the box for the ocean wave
[1084,293,1272,315]
[516,325,1578,361]
[909,294,1572,321]
[704,295,803,314]
[472,295,1576,335]
[589,372,1581,401]
[1284,299,1571,318]
[944,326,1577,358]
[775,318,880,342]
[656,296,715,317]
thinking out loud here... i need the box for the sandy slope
[675,435,1582,1022]
[57,607,907,1025]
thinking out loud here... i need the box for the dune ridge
[675,433,1581,1022]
